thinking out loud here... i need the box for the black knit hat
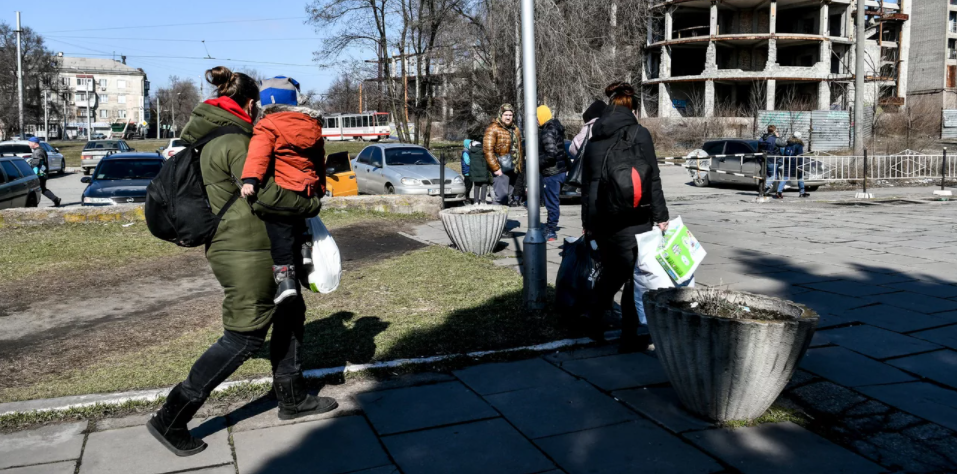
[583,100,606,123]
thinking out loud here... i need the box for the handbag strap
[575,124,594,162]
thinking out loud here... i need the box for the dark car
[0,156,42,209]
[685,138,825,191]
[81,153,164,206]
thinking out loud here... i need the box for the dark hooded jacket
[539,118,567,177]
[581,106,668,239]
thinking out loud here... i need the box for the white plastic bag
[305,216,342,294]
[654,216,706,285]
[634,217,696,325]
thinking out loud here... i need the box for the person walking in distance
[146,67,336,458]
[27,137,61,207]
[483,104,523,208]
[774,131,809,199]
[581,82,669,353]
[536,105,568,242]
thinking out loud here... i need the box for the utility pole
[156,94,161,139]
[16,12,25,138]
[359,82,364,113]
[44,92,48,140]
[520,0,545,310]
[853,0,865,154]
[172,96,177,139]
[87,79,93,141]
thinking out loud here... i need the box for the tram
[321,112,391,141]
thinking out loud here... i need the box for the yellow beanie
[537,105,552,126]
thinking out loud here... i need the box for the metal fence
[684,150,954,195]
[942,110,957,140]
[755,110,874,152]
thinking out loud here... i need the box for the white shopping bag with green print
[654,216,706,285]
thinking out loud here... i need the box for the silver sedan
[351,144,466,201]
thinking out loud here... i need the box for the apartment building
[57,57,149,138]
[641,0,910,118]
[906,0,957,112]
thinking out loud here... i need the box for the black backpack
[597,125,651,218]
[145,126,251,247]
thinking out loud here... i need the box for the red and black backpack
[597,125,652,218]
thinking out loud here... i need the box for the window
[376,114,389,126]
[356,148,373,164]
[118,110,127,119]
[370,148,384,167]
[60,77,69,86]
[99,94,108,103]
[1,161,22,181]
[13,159,34,177]
[361,115,370,127]
[326,152,352,174]
[99,79,108,88]
[117,80,127,89]
[84,141,120,150]
[76,78,91,86]
[384,147,439,166]
[118,95,127,104]
[41,143,54,152]
[702,142,725,155]
[100,110,109,119]
[0,144,31,155]
[725,142,753,155]
[119,142,130,151]
[75,92,87,101]
[94,159,163,180]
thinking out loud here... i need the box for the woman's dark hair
[605,82,638,111]
[205,66,259,105]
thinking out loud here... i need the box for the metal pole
[520,0,545,310]
[439,150,446,210]
[172,98,177,139]
[853,0,865,154]
[863,147,868,195]
[16,12,25,138]
[44,92,48,140]
[156,94,161,139]
[87,80,93,141]
[943,147,948,192]
[760,153,767,200]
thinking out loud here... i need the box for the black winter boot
[274,376,339,420]
[146,384,207,457]
[273,265,299,304]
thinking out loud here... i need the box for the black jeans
[262,215,308,267]
[38,177,59,203]
[180,297,306,403]
[592,233,640,338]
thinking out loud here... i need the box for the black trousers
[180,297,306,403]
[464,176,473,200]
[592,232,640,338]
[262,215,308,267]
[38,177,59,203]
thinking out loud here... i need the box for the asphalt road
[39,170,89,208]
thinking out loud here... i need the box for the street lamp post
[520,0,546,310]
[172,93,181,138]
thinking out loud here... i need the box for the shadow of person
[196,311,389,435]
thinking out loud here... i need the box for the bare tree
[154,76,201,137]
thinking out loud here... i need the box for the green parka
[180,102,276,332]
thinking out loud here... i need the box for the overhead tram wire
[44,17,308,34]
[46,36,323,43]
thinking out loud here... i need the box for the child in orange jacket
[240,76,325,304]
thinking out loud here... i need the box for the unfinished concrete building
[906,0,957,113]
[641,0,910,118]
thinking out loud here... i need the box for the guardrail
[683,149,953,198]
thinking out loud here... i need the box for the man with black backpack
[27,137,61,207]
[580,82,669,353]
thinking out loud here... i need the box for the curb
[0,336,598,417]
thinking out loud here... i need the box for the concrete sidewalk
[3,169,956,473]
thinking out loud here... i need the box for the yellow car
[325,151,358,197]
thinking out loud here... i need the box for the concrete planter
[439,205,509,255]
[644,288,818,422]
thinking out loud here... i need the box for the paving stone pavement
[3,170,957,472]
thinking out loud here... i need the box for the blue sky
[14,1,351,94]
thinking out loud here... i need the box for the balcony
[950,49,957,60]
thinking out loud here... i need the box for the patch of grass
[0,222,194,286]
[0,245,570,402]
[320,208,429,229]
[50,139,167,167]
[720,405,809,429]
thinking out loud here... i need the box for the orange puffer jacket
[242,104,326,196]
[482,120,523,173]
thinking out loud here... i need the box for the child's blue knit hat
[260,76,300,106]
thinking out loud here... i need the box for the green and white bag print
[654,216,706,285]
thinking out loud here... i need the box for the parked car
[81,140,134,175]
[0,156,42,209]
[158,138,187,159]
[80,153,164,206]
[351,144,466,201]
[11,134,35,141]
[91,133,107,140]
[0,141,65,174]
[685,138,824,191]
[324,151,358,197]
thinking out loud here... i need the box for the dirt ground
[0,220,426,392]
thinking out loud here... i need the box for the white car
[159,139,187,159]
[0,141,66,174]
